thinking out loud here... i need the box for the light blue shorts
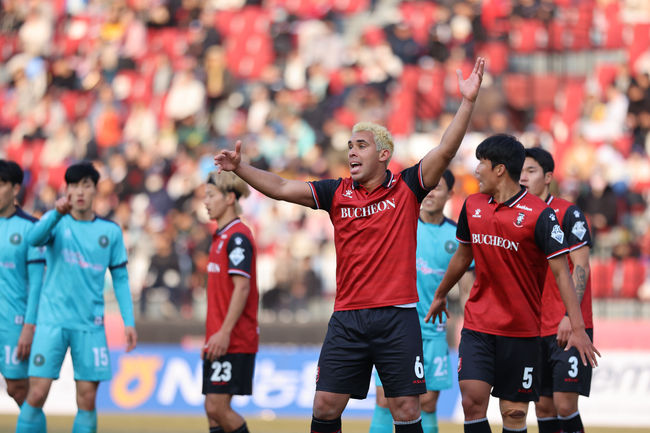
[375,336,452,392]
[0,325,29,380]
[29,325,111,382]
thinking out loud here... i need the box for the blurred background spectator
[2,0,650,322]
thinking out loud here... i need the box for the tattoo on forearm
[574,265,587,304]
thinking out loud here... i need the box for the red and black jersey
[457,188,569,337]
[308,164,429,311]
[205,218,259,354]
[540,195,593,336]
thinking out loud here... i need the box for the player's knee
[312,395,344,420]
[76,390,97,411]
[461,393,487,418]
[554,399,578,418]
[534,398,556,418]
[26,387,48,407]
[6,381,27,405]
[419,395,437,414]
[389,396,420,422]
[501,407,527,422]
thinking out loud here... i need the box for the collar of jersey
[216,217,241,236]
[487,187,527,208]
[352,170,394,190]
[545,194,555,206]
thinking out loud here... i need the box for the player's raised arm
[214,140,316,208]
[27,195,71,246]
[425,242,474,323]
[420,57,485,189]
[548,256,600,367]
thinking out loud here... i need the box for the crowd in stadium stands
[1,0,650,319]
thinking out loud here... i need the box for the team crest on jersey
[445,240,457,254]
[9,233,21,245]
[229,247,245,266]
[472,209,482,218]
[572,221,587,240]
[98,235,109,247]
[514,212,525,227]
[550,224,564,244]
[342,188,353,198]
[33,354,45,366]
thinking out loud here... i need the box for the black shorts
[316,307,426,399]
[458,328,541,402]
[202,353,256,396]
[539,329,593,397]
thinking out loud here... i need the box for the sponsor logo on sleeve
[551,224,565,244]
[572,221,587,240]
[229,247,245,266]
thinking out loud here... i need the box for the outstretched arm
[548,255,600,367]
[420,57,485,189]
[425,242,474,323]
[214,140,316,207]
[27,196,72,246]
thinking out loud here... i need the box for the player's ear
[378,148,391,163]
[544,171,553,186]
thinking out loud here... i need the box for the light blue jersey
[28,210,134,330]
[0,208,44,330]
[416,217,471,339]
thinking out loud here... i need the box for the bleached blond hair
[352,122,394,163]
[206,170,250,215]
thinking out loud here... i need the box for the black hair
[440,169,455,191]
[0,160,24,186]
[64,162,100,185]
[525,147,555,174]
[475,134,525,182]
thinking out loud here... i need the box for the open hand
[424,295,448,324]
[125,326,137,353]
[214,140,243,173]
[204,330,230,361]
[458,57,485,103]
[565,329,601,367]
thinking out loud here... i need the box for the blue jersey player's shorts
[28,325,112,382]
[316,307,426,399]
[0,325,29,380]
[374,335,452,392]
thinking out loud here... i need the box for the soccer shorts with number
[28,325,112,381]
[458,328,541,402]
[374,336,451,392]
[539,329,593,397]
[0,325,29,379]
[202,353,256,395]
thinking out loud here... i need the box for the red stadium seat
[503,74,532,110]
[620,258,646,299]
[590,258,615,298]
[478,42,508,75]
[629,23,650,73]
[532,74,560,109]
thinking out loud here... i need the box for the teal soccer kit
[0,208,44,379]
[27,210,135,381]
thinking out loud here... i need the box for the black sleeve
[401,162,430,203]
[456,200,471,243]
[562,205,593,249]
[534,207,569,258]
[226,233,254,278]
[308,178,342,212]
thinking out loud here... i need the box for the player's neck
[493,179,522,204]
[0,203,16,218]
[70,208,95,221]
[357,168,387,193]
[217,208,238,229]
[420,210,444,225]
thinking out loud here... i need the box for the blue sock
[72,409,97,433]
[15,402,46,433]
[369,405,393,433]
[421,411,438,433]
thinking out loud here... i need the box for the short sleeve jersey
[416,217,474,338]
[457,188,569,337]
[205,218,259,354]
[0,208,44,330]
[35,211,129,330]
[308,165,429,311]
[540,195,593,336]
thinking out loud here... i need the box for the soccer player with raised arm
[202,170,258,433]
[16,162,137,433]
[520,148,594,433]
[370,170,475,433]
[0,160,44,407]
[215,57,485,433]
[425,135,599,433]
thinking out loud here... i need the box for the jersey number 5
[522,366,534,389]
